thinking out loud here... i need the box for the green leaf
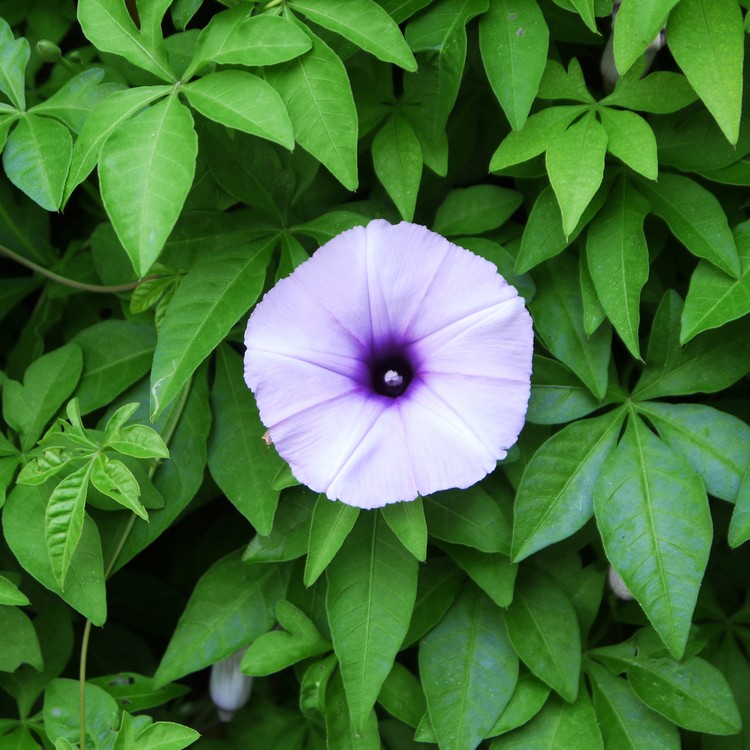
[537,58,595,103]
[546,110,607,237]
[594,641,742,736]
[634,290,750,399]
[594,417,711,658]
[266,28,358,191]
[30,68,116,134]
[0,18,28,109]
[601,70,698,114]
[0,574,29,606]
[326,512,418,730]
[106,424,169,460]
[100,94,197,277]
[89,673,189,714]
[293,0,416,70]
[529,254,611,400]
[208,345,283,534]
[44,679,121,750]
[2,114,72,211]
[372,114,421,222]
[487,671,550,737]
[64,85,169,206]
[188,11,312,74]
[243,488,314,564]
[637,401,750,503]
[586,175,650,359]
[45,462,93,589]
[132,722,199,750]
[241,600,331,676]
[154,551,287,686]
[72,321,156,416]
[378,663,426,728]
[90,454,147,519]
[479,0,549,130]
[505,566,581,701]
[668,0,744,144]
[636,172,740,277]
[729,471,750,548]
[424,485,511,554]
[490,105,588,172]
[437,541,516,608]
[490,691,603,749]
[183,71,294,150]
[420,585,518,750]
[276,232,309,281]
[587,660,680,749]
[403,557,465,647]
[598,107,657,180]
[0,607,42,672]
[304,498,359,587]
[381,499,427,562]
[78,0,175,81]
[325,671,380,750]
[612,0,677,76]
[512,409,624,562]
[402,0,489,173]
[515,179,610,272]
[150,236,275,419]
[2,343,82,451]
[433,185,522,236]
[526,356,603,425]
[680,221,750,341]
[3,483,107,625]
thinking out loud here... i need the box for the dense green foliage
[1,0,750,747]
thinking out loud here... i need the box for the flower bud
[209,649,253,722]
[608,565,635,601]
[36,40,62,63]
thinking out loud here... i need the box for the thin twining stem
[0,243,155,293]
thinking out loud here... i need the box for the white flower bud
[209,649,253,722]
[608,565,635,601]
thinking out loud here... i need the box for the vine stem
[78,380,193,749]
[0,242,157,294]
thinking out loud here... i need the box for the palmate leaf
[90,454,147,520]
[45,462,93,589]
[78,0,175,82]
[512,408,625,562]
[187,10,312,76]
[304,497,360,587]
[594,417,712,659]
[150,236,276,419]
[636,173,740,278]
[586,175,650,359]
[154,551,287,686]
[420,585,518,750]
[680,220,750,342]
[598,107,658,180]
[381,498,427,561]
[0,17,28,110]
[433,185,522,236]
[182,71,294,150]
[266,26,358,191]
[378,662,426,729]
[208,345,284,536]
[505,566,581,702]
[99,94,197,277]
[292,0,416,71]
[326,512,418,730]
[546,110,608,237]
[668,0,744,144]
[2,114,73,211]
[479,0,549,131]
[3,483,107,624]
[612,0,677,76]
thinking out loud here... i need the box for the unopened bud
[209,649,253,722]
[37,40,62,63]
[608,565,634,601]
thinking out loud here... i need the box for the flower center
[370,353,413,398]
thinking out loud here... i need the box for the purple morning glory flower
[244,220,533,509]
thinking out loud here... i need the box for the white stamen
[384,369,404,388]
